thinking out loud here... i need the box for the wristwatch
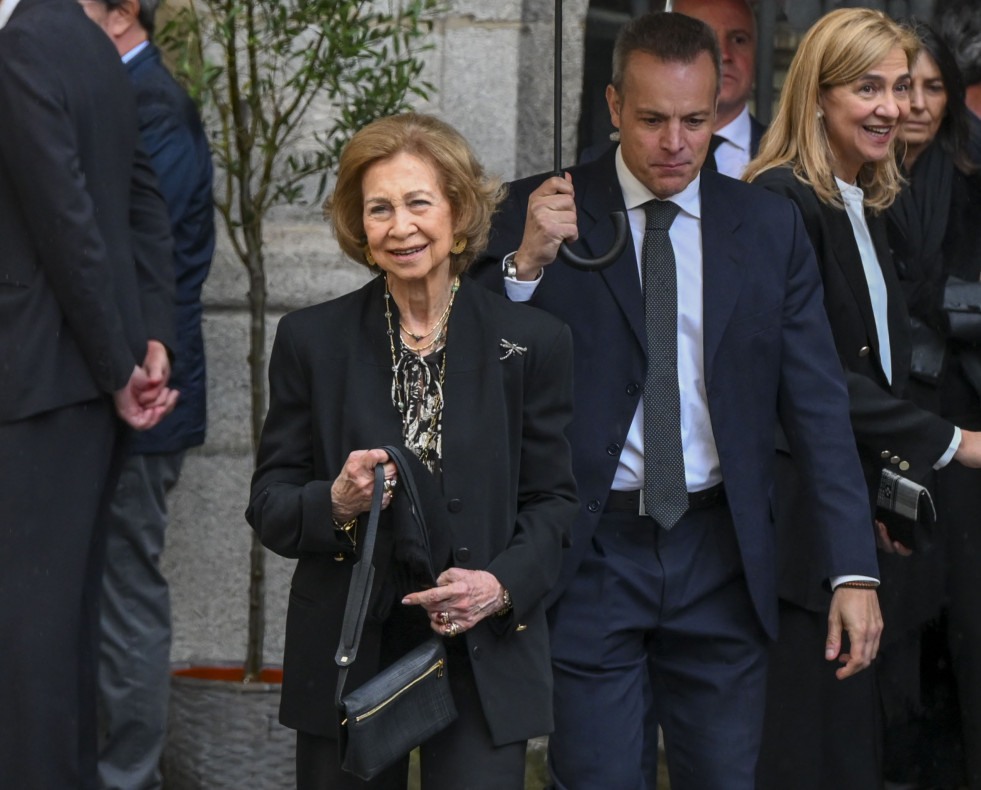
[502,251,518,279]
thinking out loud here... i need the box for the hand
[330,449,397,522]
[513,173,578,280]
[113,365,179,430]
[874,519,913,556]
[137,340,173,407]
[402,568,507,637]
[826,586,882,680]
[954,429,981,468]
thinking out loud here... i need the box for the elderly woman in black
[246,113,578,790]
[883,20,981,788]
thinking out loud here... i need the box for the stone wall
[163,0,588,668]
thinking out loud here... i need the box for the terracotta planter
[162,663,295,789]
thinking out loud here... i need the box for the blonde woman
[746,9,981,789]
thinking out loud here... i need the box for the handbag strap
[334,463,385,700]
[379,444,436,578]
[333,447,436,704]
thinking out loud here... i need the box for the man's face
[607,50,717,199]
[675,0,756,121]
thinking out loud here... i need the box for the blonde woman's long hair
[743,8,918,212]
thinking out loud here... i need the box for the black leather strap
[333,446,437,705]
[334,463,384,704]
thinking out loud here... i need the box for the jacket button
[447,498,463,513]
[626,383,640,396]
[899,461,910,471]
[455,547,471,563]
[471,645,482,660]
[881,450,891,459]
[607,443,621,456]
[890,456,901,465]
[587,500,600,513]
[859,346,871,357]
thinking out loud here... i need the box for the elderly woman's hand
[330,448,398,522]
[402,568,510,637]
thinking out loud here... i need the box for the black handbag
[334,448,457,781]
[943,276,981,342]
[908,316,947,385]
[876,467,937,551]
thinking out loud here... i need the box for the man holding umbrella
[475,11,881,790]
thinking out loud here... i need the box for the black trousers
[0,399,123,790]
[756,599,883,790]
[296,648,526,790]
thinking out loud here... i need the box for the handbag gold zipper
[348,658,445,724]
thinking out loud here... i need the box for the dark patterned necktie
[703,135,724,172]
[642,199,688,529]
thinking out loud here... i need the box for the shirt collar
[714,105,752,153]
[0,0,24,30]
[615,144,702,220]
[834,175,864,205]
[121,39,150,64]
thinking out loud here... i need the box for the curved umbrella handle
[552,0,625,272]
[557,211,629,271]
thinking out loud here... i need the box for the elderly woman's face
[899,51,947,155]
[362,152,455,286]
[820,46,911,182]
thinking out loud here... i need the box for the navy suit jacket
[474,146,878,638]
[126,43,214,453]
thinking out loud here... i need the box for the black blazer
[475,147,879,639]
[247,276,579,744]
[754,167,955,609]
[0,0,174,424]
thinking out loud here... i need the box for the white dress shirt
[712,105,753,179]
[0,0,24,29]
[836,177,892,385]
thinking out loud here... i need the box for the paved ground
[408,740,672,789]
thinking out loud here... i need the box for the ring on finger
[445,622,460,637]
[383,478,397,494]
[438,611,450,626]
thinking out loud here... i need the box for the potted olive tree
[157,1,438,786]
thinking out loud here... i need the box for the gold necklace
[400,325,446,354]
[399,295,454,342]
[384,276,459,465]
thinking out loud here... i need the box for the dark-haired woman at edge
[882,19,981,789]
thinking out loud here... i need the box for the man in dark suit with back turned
[79,2,215,787]
[474,12,882,790]
[0,0,177,787]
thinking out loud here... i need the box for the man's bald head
[674,0,756,128]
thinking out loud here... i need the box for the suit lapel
[700,174,745,375]
[574,153,645,348]
[870,214,909,394]
[824,203,885,375]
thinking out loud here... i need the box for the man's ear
[106,0,141,39]
[606,84,622,129]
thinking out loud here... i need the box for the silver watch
[502,251,518,279]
